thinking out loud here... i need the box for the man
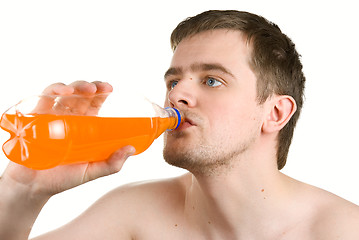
[1,10,359,240]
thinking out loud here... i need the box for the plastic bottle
[0,94,182,170]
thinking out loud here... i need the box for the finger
[85,81,113,115]
[33,83,74,114]
[105,145,136,174]
[69,80,97,95]
[31,95,57,114]
[53,94,94,115]
[92,81,113,94]
[56,81,97,115]
[42,82,75,95]
[82,145,136,182]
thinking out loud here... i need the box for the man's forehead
[175,29,247,48]
[172,29,251,62]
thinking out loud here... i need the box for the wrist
[0,174,50,239]
[0,175,50,212]
[0,170,51,204]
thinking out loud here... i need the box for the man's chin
[163,144,189,166]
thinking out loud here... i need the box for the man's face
[163,29,265,175]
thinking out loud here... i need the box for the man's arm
[0,147,134,240]
[0,167,50,239]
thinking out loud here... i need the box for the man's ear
[262,95,297,133]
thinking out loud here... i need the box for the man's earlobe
[262,95,297,133]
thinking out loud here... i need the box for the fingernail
[126,146,136,157]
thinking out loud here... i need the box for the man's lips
[184,117,195,126]
[177,116,195,130]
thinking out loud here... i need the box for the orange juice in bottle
[0,94,182,170]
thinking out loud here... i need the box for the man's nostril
[179,100,188,105]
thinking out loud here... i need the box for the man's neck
[182,157,302,239]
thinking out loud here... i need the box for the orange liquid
[0,113,176,170]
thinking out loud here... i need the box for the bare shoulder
[34,174,190,240]
[102,173,190,208]
[94,173,190,215]
[93,173,190,237]
[310,186,359,239]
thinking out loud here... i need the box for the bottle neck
[153,107,182,139]
[164,107,182,130]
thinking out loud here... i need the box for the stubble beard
[163,130,253,177]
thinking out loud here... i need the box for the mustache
[181,110,203,126]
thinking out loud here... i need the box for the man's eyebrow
[164,63,235,80]
[192,63,235,78]
[164,67,183,79]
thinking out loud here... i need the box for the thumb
[82,146,136,182]
[106,145,136,173]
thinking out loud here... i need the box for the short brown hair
[170,10,305,169]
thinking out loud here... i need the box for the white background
[0,0,358,238]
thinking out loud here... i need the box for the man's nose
[167,79,197,109]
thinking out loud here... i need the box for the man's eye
[206,77,222,87]
[170,80,178,89]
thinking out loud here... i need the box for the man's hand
[2,80,135,196]
[32,80,113,116]
[0,81,135,240]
